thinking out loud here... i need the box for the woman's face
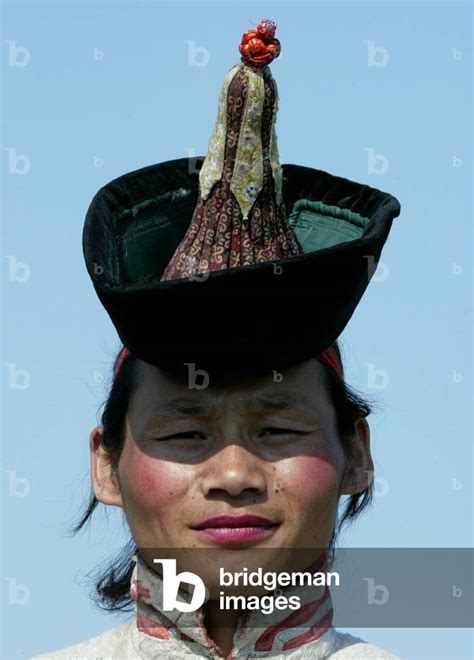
[92,358,371,591]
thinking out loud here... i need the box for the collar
[130,552,337,658]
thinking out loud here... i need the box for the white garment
[31,621,400,659]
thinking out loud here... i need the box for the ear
[89,425,123,507]
[339,418,374,495]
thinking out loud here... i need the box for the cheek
[118,441,189,516]
[277,444,345,510]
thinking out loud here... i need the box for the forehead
[128,358,332,420]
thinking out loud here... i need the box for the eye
[259,428,306,436]
[155,431,206,441]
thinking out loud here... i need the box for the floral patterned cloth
[161,64,303,281]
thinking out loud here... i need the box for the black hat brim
[83,157,400,376]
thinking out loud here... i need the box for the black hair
[71,341,376,612]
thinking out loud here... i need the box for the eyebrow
[146,392,317,419]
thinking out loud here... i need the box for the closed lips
[193,515,278,529]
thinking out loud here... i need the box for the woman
[33,17,401,658]
[32,341,399,658]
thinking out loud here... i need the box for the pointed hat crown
[198,18,283,221]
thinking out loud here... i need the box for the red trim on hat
[317,345,344,380]
[114,346,131,377]
[113,345,343,381]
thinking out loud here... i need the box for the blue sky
[2,1,472,658]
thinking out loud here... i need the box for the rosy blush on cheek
[276,451,345,549]
[281,455,341,500]
[119,442,187,511]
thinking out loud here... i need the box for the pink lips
[192,514,279,544]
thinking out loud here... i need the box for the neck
[202,600,243,658]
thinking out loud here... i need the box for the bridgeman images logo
[153,559,340,615]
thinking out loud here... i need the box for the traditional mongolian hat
[83,19,401,377]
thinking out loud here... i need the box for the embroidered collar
[130,553,336,658]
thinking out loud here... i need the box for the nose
[200,443,267,498]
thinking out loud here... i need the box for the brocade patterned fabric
[161,63,303,281]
